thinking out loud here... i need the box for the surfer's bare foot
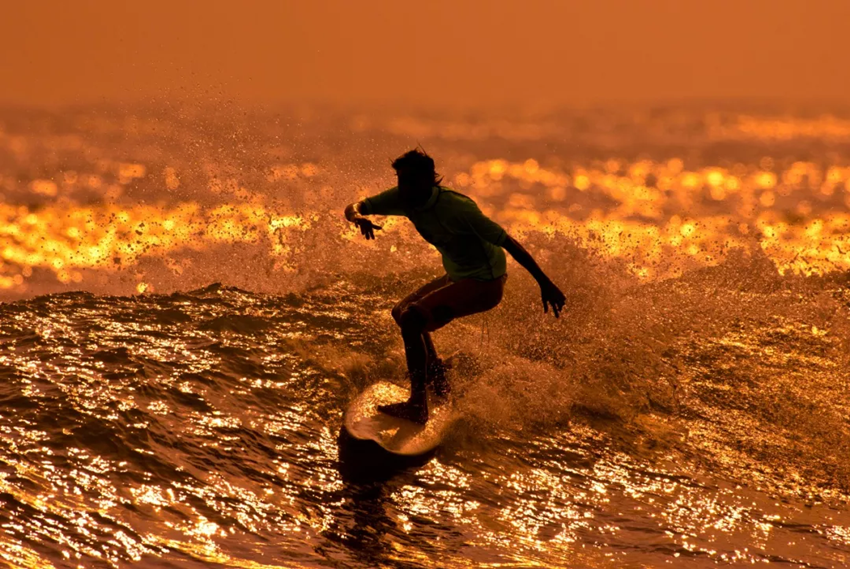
[378,401,429,425]
[427,358,451,397]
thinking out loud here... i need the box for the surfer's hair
[392,148,442,186]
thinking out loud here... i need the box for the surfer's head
[393,149,441,208]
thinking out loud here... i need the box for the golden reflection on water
[0,201,309,291]
[457,157,850,279]
[1,153,849,293]
[0,285,848,567]
[387,446,850,567]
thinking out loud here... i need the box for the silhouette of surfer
[345,149,565,424]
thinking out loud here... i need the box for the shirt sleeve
[459,200,508,246]
[360,186,405,216]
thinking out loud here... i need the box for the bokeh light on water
[2,107,850,297]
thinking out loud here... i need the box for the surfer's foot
[427,358,451,397]
[378,401,429,425]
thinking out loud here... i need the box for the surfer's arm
[345,187,405,240]
[460,204,564,316]
[502,236,566,318]
[344,202,382,240]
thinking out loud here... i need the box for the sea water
[0,103,848,567]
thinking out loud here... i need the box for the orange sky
[2,0,849,108]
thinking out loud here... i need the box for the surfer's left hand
[539,278,566,318]
[353,218,382,240]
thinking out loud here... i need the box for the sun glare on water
[1,110,849,297]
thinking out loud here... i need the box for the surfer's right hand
[540,278,566,318]
[354,218,382,240]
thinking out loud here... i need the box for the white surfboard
[343,381,456,456]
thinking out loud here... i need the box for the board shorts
[392,274,507,332]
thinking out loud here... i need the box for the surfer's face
[397,171,433,208]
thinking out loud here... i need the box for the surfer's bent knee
[399,306,427,335]
[391,303,405,326]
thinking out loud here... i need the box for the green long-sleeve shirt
[361,186,507,282]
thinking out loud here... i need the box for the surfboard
[343,381,456,456]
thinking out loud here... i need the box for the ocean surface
[0,103,849,567]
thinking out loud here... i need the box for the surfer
[344,149,565,424]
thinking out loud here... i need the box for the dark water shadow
[336,427,435,484]
[313,428,439,568]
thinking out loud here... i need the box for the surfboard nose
[336,426,435,482]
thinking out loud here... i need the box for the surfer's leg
[391,275,452,327]
[397,315,440,383]
[422,331,437,360]
[414,274,508,396]
[378,306,430,424]
[422,331,446,380]
[422,331,449,395]
[391,275,451,394]
[417,275,507,328]
[399,308,429,404]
